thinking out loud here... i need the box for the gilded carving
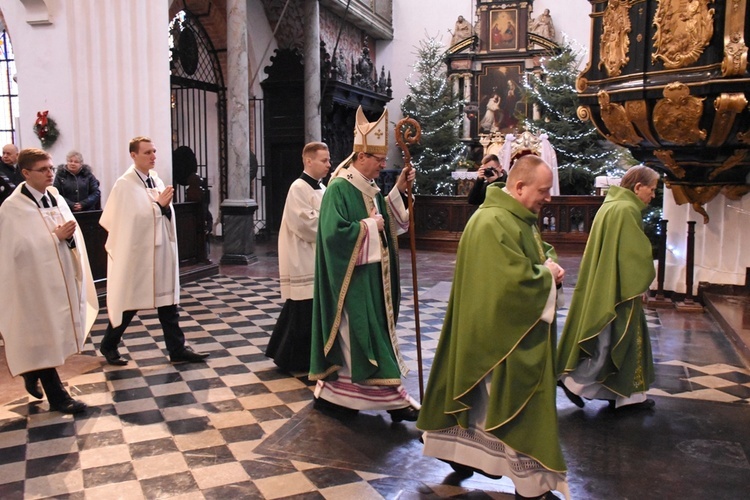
[721,0,748,76]
[654,149,686,178]
[653,82,706,144]
[598,91,642,146]
[576,75,588,93]
[665,183,721,223]
[652,0,715,69]
[707,93,748,147]
[625,100,660,145]
[577,106,592,122]
[708,150,747,180]
[722,184,750,200]
[599,0,632,77]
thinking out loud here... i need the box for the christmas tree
[401,36,465,195]
[523,41,635,194]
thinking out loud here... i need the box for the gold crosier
[395,116,424,401]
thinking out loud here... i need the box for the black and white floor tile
[0,275,748,499]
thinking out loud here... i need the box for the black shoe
[445,460,474,478]
[100,346,128,366]
[313,397,359,418]
[169,347,209,363]
[617,398,656,411]
[23,374,43,399]
[439,458,503,480]
[387,406,419,422]
[50,398,87,414]
[515,490,556,500]
[558,380,585,408]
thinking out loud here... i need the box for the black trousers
[22,368,70,405]
[101,304,186,355]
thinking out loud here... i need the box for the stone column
[221,0,258,265]
[462,74,472,139]
[304,0,322,142]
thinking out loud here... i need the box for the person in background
[0,148,98,414]
[557,165,659,411]
[0,143,20,182]
[418,155,568,499]
[467,154,507,205]
[54,150,101,211]
[0,144,20,205]
[266,141,330,373]
[98,136,209,366]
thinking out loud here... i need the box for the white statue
[450,15,473,45]
[529,8,556,40]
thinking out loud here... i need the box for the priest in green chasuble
[417,155,569,500]
[557,165,659,410]
[309,106,420,423]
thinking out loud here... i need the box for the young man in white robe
[266,142,330,372]
[98,136,208,366]
[0,148,98,414]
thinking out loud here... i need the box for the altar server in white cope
[266,141,330,372]
[99,136,208,365]
[0,148,98,414]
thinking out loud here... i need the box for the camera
[484,167,497,178]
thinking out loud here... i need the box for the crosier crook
[395,116,425,401]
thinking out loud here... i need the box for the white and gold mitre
[353,106,388,155]
[332,106,389,177]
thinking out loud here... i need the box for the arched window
[0,29,18,145]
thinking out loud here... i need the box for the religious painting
[489,9,518,51]
[477,64,525,134]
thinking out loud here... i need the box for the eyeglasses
[29,166,56,174]
[364,153,387,164]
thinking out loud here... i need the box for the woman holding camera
[467,154,507,205]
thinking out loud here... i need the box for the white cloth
[100,166,179,327]
[0,184,98,376]
[539,134,560,196]
[422,377,569,499]
[500,133,515,171]
[278,178,325,301]
[450,171,479,180]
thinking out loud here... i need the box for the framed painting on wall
[489,9,518,51]
[477,63,526,134]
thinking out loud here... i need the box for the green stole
[556,185,656,396]
[417,184,566,472]
[309,169,405,385]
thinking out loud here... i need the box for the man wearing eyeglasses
[309,106,420,424]
[0,148,98,414]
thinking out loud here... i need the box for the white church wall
[1,0,173,204]
[247,0,278,98]
[662,194,750,294]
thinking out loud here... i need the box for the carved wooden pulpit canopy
[576,0,750,223]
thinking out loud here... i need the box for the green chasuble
[417,184,566,472]
[309,169,405,385]
[557,185,655,397]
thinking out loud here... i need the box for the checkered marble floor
[0,275,748,499]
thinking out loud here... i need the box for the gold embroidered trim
[322,221,366,357]
[308,364,342,381]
